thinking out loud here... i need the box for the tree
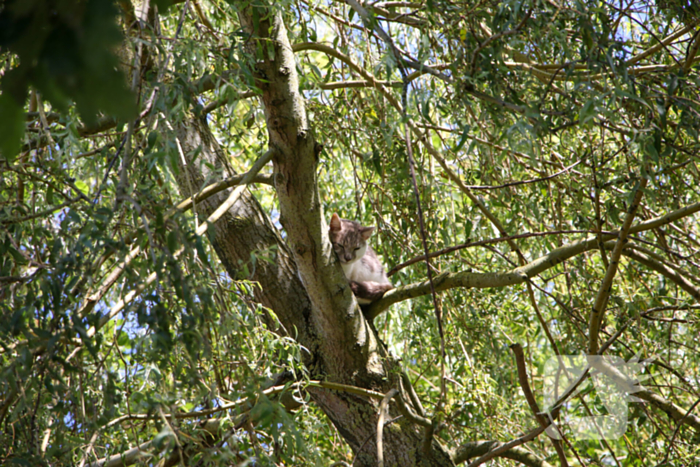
[1,0,699,465]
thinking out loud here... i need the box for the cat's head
[329,213,374,264]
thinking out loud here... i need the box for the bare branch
[465,426,546,467]
[369,200,700,318]
[87,420,220,467]
[622,247,700,302]
[511,344,569,467]
[377,389,399,467]
[453,440,554,467]
[625,19,700,66]
[465,159,582,190]
[588,177,647,353]
[387,230,599,277]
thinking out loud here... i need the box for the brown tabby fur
[329,213,393,305]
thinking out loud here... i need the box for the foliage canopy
[1,0,699,466]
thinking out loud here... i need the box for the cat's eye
[354,247,360,251]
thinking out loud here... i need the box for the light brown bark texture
[171,5,454,465]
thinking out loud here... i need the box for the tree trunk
[174,115,453,466]
[170,4,454,465]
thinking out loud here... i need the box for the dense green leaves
[0,0,136,158]
[2,0,700,465]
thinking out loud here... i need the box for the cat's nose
[345,253,353,262]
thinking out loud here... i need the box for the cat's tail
[350,281,394,304]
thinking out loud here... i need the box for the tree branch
[368,200,700,318]
[387,230,599,277]
[622,247,700,302]
[87,420,220,467]
[464,159,582,190]
[596,362,700,433]
[511,344,569,467]
[588,178,647,354]
[453,440,554,467]
[292,42,427,96]
[625,19,700,66]
[377,389,399,467]
[78,151,275,328]
[343,0,451,81]
[465,426,547,467]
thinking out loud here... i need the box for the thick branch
[88,420,220,467]
[622,248,700,302]
[387,230,597,277]
[635,389,700,432]
[238,3,374,381]
[369,200,700,318]
[625,19,700,66]
[453,440,554,467]
[593,360,700,433]
[465,426,547,467]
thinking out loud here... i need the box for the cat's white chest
[342,260,364,281]
[342,255,389,284]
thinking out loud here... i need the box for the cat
[329,213,393,305]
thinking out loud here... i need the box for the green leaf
[74,180,90,196]
[578,98,598,125]
[153,429,174,449]
[7,245,27,265]
[452,125,471,153]
[0,0,137,133]
[0,93,25,160]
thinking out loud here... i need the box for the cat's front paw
[349,281,361,295]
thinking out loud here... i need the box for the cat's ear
[360,226,375,240]
[330,213,342,232]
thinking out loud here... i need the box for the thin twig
[661,396,700,464]
[102,379,390,428]
[1,200,75,224]
[376,389,398,467]
[464,159,582,190]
